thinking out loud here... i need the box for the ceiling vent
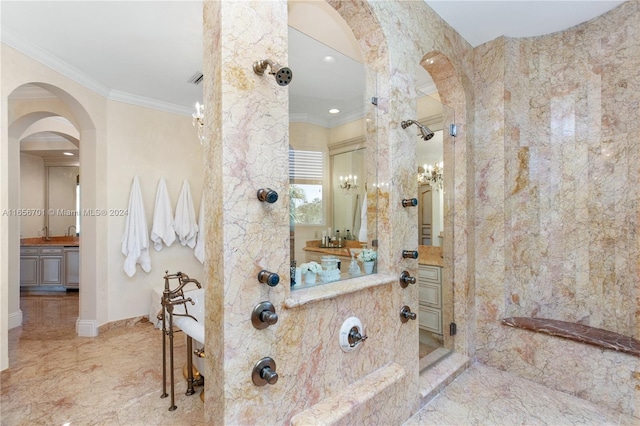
[187,72,204,86]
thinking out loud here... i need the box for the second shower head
[401,120,434,141]
[253,59,293,86]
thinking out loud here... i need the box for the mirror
[416,94,447,247]
[331,147,365,238]
[46,166,79,236]
[288,25,373,289]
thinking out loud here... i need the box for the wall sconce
[418,162,443,191]
[338,175,358,194]
[192,102,204,144]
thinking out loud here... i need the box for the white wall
[106,100,204,322]
[19,153,45,237]
[2,43,205,363]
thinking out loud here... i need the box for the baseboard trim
[76,319,98,337]
[8,310,23,329]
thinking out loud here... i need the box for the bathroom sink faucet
[42,226,51,241]
[67,225,77,237]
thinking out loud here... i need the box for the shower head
[253,59,293,86]
[401,120,434,141]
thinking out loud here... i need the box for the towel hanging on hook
[121,176,151,277]
[150,178,176,251]
[174,180,198,248]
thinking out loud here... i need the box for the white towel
[358,193,368,242]
[174,180,198,248]
[194,197,205,264]
[150,178,176,251]
[121,176,151,277]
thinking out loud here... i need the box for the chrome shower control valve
[251,301,278,329]
[347,326,368,348]
[339,317,367,352]
[400,305,417,323]
[258,270,280,287]
[252,357,278,386]
[399,271,416,288]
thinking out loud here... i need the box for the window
[289,149,324,225]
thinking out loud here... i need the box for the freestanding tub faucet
[160,270,203,411]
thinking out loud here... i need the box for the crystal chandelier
[192,102,204,144]
[418,162,443,191]
[338,175,359,194]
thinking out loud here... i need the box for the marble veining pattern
[473,1,640,417]
[203,0,475,424]
[502,317,640,357]
[406,363,637,426]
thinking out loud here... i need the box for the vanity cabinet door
[418,264,443,335]
[64,248,79,289]
[20,256,39,286]
[40,256,63,285]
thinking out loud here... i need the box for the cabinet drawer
[40,247,63,255]
[419,282,441,308]
[419,265,441,283]
[418,305,442,335]
[20,247,39,255]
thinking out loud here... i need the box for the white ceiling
[1,1,626,117]
[426,1,625,47]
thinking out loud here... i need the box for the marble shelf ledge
[284,273,393,309]
[502,317,640,357]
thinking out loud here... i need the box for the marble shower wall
[203,1,474,424]
[474,1,640,416]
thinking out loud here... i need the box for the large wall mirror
[288,3,375,289]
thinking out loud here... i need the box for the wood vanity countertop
[21,236,79,247]
[418,245,443,267]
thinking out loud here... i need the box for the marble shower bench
[501,317,640,357]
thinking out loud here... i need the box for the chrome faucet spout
[67,225,77,237]
[42,226,51,241]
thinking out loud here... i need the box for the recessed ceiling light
[329,108,340,114]
[63,152,74,156]
[323,56,336,63]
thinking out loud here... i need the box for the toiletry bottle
[336,230,340,246]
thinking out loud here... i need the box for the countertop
[418,245,443,267]
[21,236,79,247]
[302,239,363,258]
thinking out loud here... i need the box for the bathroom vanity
[302,240,364,276]
[418,245,443,335]
[20,237,79,290]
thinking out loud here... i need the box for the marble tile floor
[407,362,637,426]
[4,292,637,425]
[1,292,204,425]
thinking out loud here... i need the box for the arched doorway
[2,81,99,369]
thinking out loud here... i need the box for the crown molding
[2,29,192,117]
[109,90,194,116]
